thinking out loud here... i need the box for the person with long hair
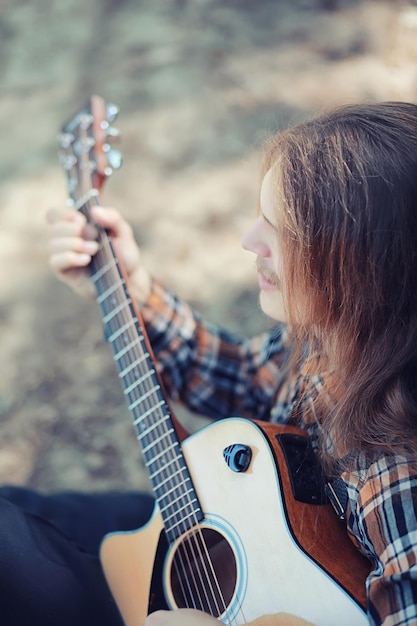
[6,101,415,625]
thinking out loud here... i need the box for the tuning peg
[106,103,119,123]
[104,149,123,175]
[79,113,94,129]
[106,126,121,141]
[57,132,74,149]
[59,153,77,171]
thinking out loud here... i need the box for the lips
[258,273,277,291]
[256,259,280,290]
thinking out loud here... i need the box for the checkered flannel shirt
[140,280,417,626]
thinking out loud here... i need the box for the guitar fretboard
[84,201,203,543]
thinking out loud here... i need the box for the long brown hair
[263,102,417,464]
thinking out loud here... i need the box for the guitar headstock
[57,94,122,208]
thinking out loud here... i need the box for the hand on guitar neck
[144,609,314,626]
[46,205,151,305]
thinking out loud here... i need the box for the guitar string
[66,129,226,616]
[91,229,233,620]
[91,233,204,611]
[72,116,240,621]
[95,242,228,617]
[95,243,222,616]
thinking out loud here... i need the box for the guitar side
[100,505,163,626]
[100,418,369,626]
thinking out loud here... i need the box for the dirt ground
[0,0,416,495]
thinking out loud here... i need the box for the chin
[259,291,287,323]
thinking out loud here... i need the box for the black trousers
[0,486,155,626]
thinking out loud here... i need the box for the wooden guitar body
[100,419,369,626]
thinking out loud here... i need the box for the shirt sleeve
[139,280,291,421]
[345,455,417,626]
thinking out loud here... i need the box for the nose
[241,216,271,258]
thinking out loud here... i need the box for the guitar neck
[81,197,203,542]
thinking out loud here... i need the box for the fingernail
[91,207,105,217]
[84,241,99,254]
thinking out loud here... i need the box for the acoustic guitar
[57,95,370,626]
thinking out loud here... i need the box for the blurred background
[0,0,416,494]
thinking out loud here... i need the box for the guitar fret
[148,464,185,488]
[118,353,148,378]
[91,259,117,283]
[123,369,155,396]
[107,319,136,343]
[147,454,181,478]
[132,400,166,425]
[161,498,199,520]
[114,337,141,361]
[145,443,180,469]
[73,188,99,212]
[155,476,192,502]
[97,280,125,304]
[136,415,169,438]
[128,385,160,410]
[167,509,201,534]
[141,427,175,454]
[103,299,131,324]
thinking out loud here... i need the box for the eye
[261,212,279,232]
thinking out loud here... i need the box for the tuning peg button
[104,149,123,175]
[106,126,121,142]
[106,103,119,123]
[57,132,74,149]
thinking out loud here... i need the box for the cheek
[271,242,284,280]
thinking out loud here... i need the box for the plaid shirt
[141,280,417,626]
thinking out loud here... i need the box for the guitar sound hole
[169,527,237,616]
